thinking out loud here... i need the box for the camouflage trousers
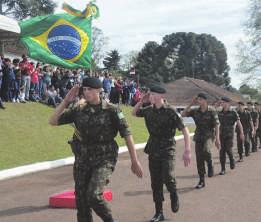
[249,130,257,152]
[73,157,116,222]
[148,155,177,203]
[220,136,234,171]
[69,138,117,222]
[195,138,213,177]
[257,129,261,148]
[237,132,250,157]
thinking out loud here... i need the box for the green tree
[121,50,139,71]
[161,32,230,86]
[91,27,108,72]
[0,0,57,20]
[103,50,121,73]
[239,84,261,102]
[237,0,261,83]
[135,32,230,87]
[239,84,258,97]
[135,41,164,84]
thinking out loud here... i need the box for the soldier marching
[50,79,260,222]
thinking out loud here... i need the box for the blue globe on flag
[47,25,81,60]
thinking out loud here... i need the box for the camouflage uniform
[186,106,219,178]
[218,109,239,171]
[249,110,259,152]
[236,110,252,158]
[68,133,81,182]
[58,99,131,222]
[257,111,261,148]
[136,104,185,207]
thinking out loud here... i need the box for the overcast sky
[56,0,249,89]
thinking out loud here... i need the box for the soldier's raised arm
[49,85,79,125]
[181,96,197,117]
[132,92,150,116]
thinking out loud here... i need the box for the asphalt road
[1,140,261,222]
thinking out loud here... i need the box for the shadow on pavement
[124,186,195,197]
[124,190,152,196]
[176,175,198,179]
[0,205,49,217]
[141,219,172,222]
[178,186,195,194]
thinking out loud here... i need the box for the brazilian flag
[19,2,99,69]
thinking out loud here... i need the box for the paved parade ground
[1,140,261,222]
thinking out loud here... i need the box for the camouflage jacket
[236,110,252,133]
[136,103,185,156]
[58,99,131,161]
[250,110,259,127]
[186,106,219,141]
[218,109,239,138]
[258,111,261,130]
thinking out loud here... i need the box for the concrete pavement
[0,140,261,222]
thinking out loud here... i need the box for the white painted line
[0,133,194,181]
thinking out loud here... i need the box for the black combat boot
[150,202,165,222]
[230,158,235,170]
[219,162,226,175]
[238,153,243,162]
[207,161,214,177]
[195,175,205,189]
[103,218,116,222]
[245,147,250,156]
[170,192,179,213]
[219,170,225,175]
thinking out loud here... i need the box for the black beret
[197,93,207,100]
[82,77,102,89]
[149,85,166,94]
[247,101,253,105]
[238,101,245,105]
[221,96,231,103]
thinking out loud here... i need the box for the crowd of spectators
[0,54,141,110]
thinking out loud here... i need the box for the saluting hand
[64,85,80,103]
[131,160,143,178]
[183,150,191,167]
[191,96,197,105]
[140,92,150,104]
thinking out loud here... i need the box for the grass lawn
[0,103,193,170]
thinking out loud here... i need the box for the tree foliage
[0,0,57,20]
[91,27,108,71]
[239,84,261,101]
[121,50,139,71]
[237,0,261,83]
[103,50,121,72]
[239,84,258,96]
[135,41,164,84]
[136,32,230,87]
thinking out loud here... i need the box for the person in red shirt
[19,54,32,100]
[30,62,39,95]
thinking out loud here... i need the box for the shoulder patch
[177,111,182,119]
[117,111,125,119]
